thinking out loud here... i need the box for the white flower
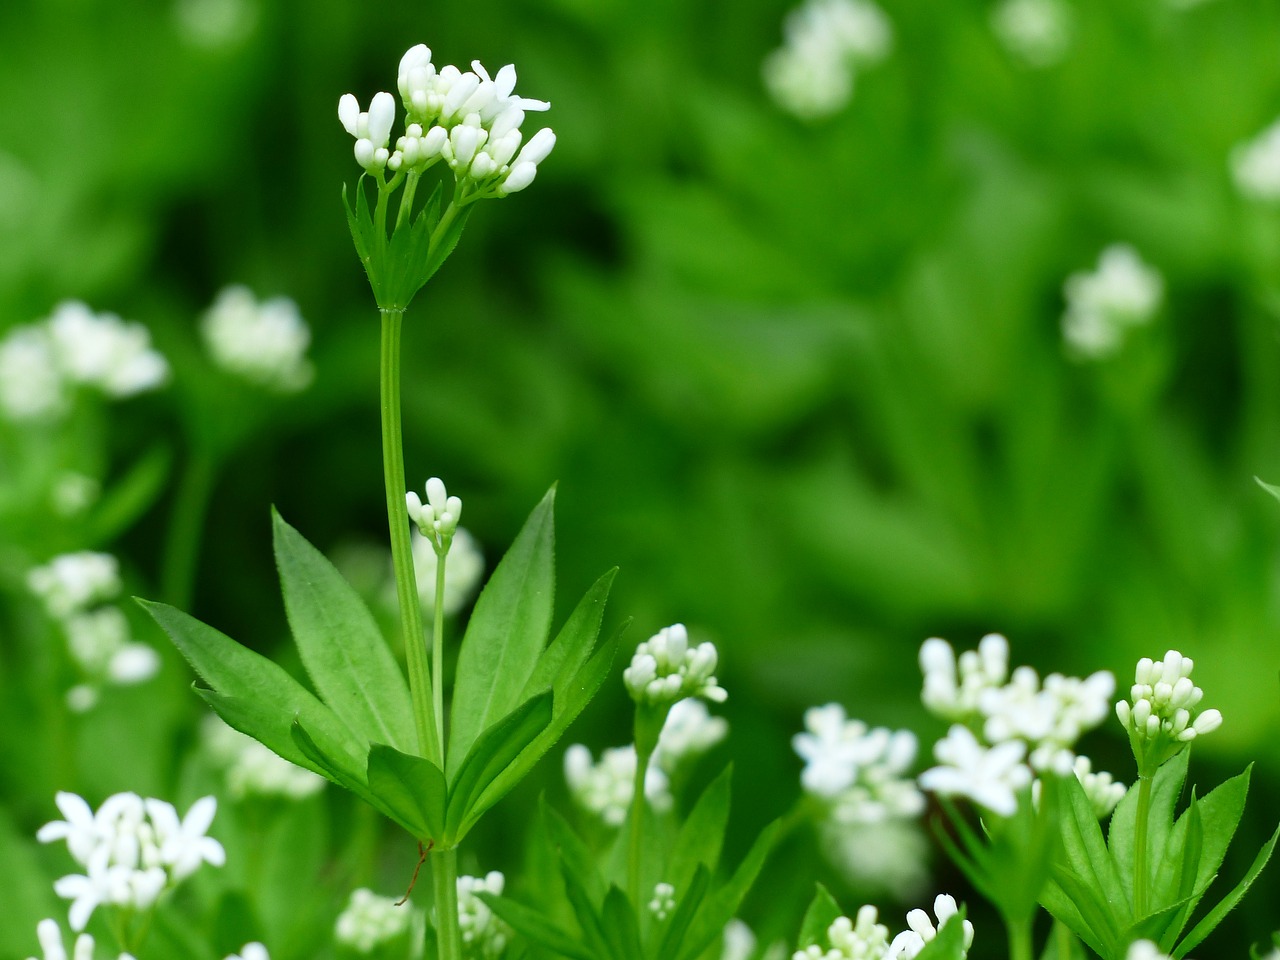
[224,944,270,960]
[339,92,396,171]
[0,325,65,420]
[335,888,415,954]
[50,473,100,516]
[144,796,226,880]
[173,0,258,50]
[1116,650,1222,767]
[918,725,1032,818]
[1125,941,1172,960]
[991,0,1073,68]
[885,895,973,959]
[623,624,727,706]
[648,882,676,920]
[979,666,1115,769]
[45,301,169,397]
[457,872,512,959]
[27,918,126,960]
[409,527,484,617]
[723,920,757,960]
[200,286,313,392]
[919,634,1009,722]
[762,45,854,121]
[1062,245,1164,360]
[563,743,672,826]
[654,697,729,771]
[203,715,325,800]
[27,553,121,620]
[1071,755,1126,818]
[1232,119,1280,202]
[819,818,931,900]
[792,905,891,960]
[406,477,462,550]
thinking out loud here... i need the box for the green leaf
[420,202,473,286]
[287,718,407,830]
[1184,766,1251,899]
[602,887,643,960]
[520,568,617,702]
[343,179,380,297]
[1039,877,1107,959]
[1110,750,1189,901]
[445,691,554,842]
[915,909,970,960]
[87,444,171,545]
[560,861,613,958]
[656,865,711,960]
[542,800,607,906]
[479,893,595,960]
[797,883,843,949]
[1173,820,1280,958]
[448,488,557,773]
[366,743,447,841]
[1056,773,1127,922]
[273,510,414,753]
[1256,476,1280,504]
[141,600,365,766]
[666,765,732,894]
[676,820,782,960]
[1046,864,1120,957]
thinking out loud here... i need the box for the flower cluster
[990,0,1074,69]
[200,285,313,392]
[456,872,513,960]
[26,552,160,712]
[647,882,677,920]
[918,635,1123,818]
[1231,118,1280,202]
[794,896,973,960]
[1061,244,1164,360]
[26,918,131,960]
[406,476,462,554]
[224,945,269,960]
[334,888,415,954]
[1125,941,1173,960]
[407,526,484,617]
[1115,649,1222,771]
[653,697,729,769]
[202,715,325,800]
[38,791,225,931]
[563,743,673,826]
[623,624,727,706]
[0,302,168,422]
[339,45,555,198]
[763,0,893,120]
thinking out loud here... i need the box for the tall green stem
[1007,915,1034,960]
[432,551,447,753]
[628,744,653,901]
[1133,771,1154,915]
[433,845,462,960]
[379,308,440,766]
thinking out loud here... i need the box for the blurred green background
[1,0,1279,956]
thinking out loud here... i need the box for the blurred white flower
[456,872,512,960]
[200,286,313,392]
[919,634,1009,723]
[563,743,672,826]
[723,920,757,960]
[26,918,132,960]
[1125,942,1172,960]
[623,624,727,706]
[886,895,974,959]
[63,607,160,691]
[821,817,931,900]
[50,473,100,517]
[409,526,484,617]
[335,888,415,954]
[919,725,1032,817]
[648,882,677,920]
[654,697,729,771]
[203,715,325,800]
[223,945,269,960]
[1062,244,1164,360]
[991,0,1074,69]
[0,326,65,421]
[45,302,168,398]
[173,0,257,48]
[27,553,121,619]
[793,905,891,960]
[764,0,893,120]
[1232,119,1280,202]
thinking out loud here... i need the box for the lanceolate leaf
[560,862,612,959]
[1057,774,1126,917]
[797,883,843,949]
[288,719,405,829]
[666,765,732,894]
[273,510,414,753]
[1109,751,1189,901]
[657,865,711,959]
[448,488,557,775]
[519,569,617,703]
[677,821,782,960]
[445,691,554,841]
[1173,821,1280,959]
[366,744,447,841]
[478,893,594,960]
[601,887,643,960]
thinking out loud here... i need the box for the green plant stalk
[433,844,462,960]
[1007,914,1034,960]
[379,308,440,766]
[432,548,447,755]
[628,742,654,901]
[161,445,216,609]
[1133,770,1154,916]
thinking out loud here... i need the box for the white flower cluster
[339,45,555,198]
[406,476,462,553]
[335,888,414,954]
[409,526,484,617]
[794,897,973,960]
[793,704,924,824]
[648,882,677,920]
[1115,650,1222,767]
[990,0,1074,69]
[1125,941,1173,960]
[1231,119,1280,203]
[202,715,325,800]
[722,920,757,960]
[623,624,727,706]
[654,697,729,767]
[819,819,931,900]
[1069,755,1127,818]
[0,302,168,422]
[38,791,225,931]
[26,918,133,960]
[763,0,893,120]
[918,635,1123,817]
[456,872,512,960]
[224,945,269,960]
[563,743,673,827]
[200,286,313,392]
[26,552,160,712]
[1061,244,1164,360]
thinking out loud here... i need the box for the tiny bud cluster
[1061,244,1164,360]
[456,872,513,960]
[763,0,893,120]
[1116,649,1221,770]
[563,743,673,826]
[990,0,1074,68]
[339,45,555,198]
[647,882,676,920]
[406,477,462,553]
[38,792,224,931]
[335,888,414,954]
[1232,118,1280,202]
[623,624,727,706]
[200,286,313,392]
[793,896,973,960]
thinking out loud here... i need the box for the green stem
[432,845,462,960]
[628,743,653,901]
[1007,914,1034,960]
[1133,771,1154,916]
[161,446,216,609]
[379,308,440,766]
[1054,918,1076,959]
[432,548,447,757]
[396,170,422,231]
